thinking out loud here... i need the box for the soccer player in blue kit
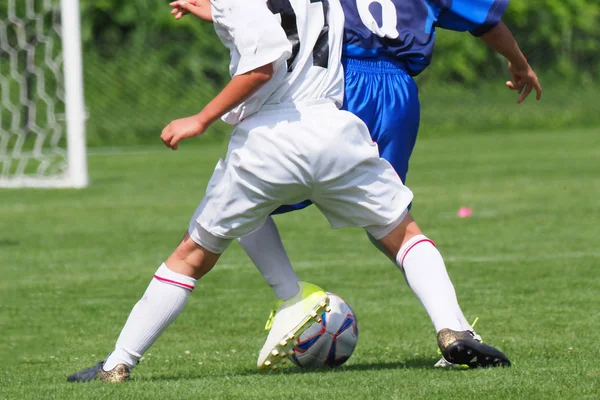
[171,0,541,370]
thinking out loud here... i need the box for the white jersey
[211,0,345,125]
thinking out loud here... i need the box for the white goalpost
[0,0,88,188]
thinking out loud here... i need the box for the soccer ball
[290,293,358,368]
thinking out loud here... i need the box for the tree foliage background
[1,0,599,145]
[78,0,599,81]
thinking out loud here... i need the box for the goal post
[61,0,87,188]
[0,0,88,188]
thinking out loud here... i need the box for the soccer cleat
[67,361,130,383]
[257,282,329,370]
[437,328,511,368]
[434,317,479,368]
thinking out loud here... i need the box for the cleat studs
[279,340,288,347]
[320,301,327,307]
[289,350,295,356]
[281,359,287,365]
[310,311,317,318]
[316,318,322,323]
[272,366,278,371]
[265,361,271,367]
[326,307,332,313]
[287,334,295,340]
[271,350,279,357]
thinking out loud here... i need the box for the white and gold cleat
[257,282,329,370]
[435,318,481,369]
[433,318,509,368]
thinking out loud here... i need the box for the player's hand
[506,61,542,104]
[161,116,208,150]
[170,0,212,22]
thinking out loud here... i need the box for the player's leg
[241,213,336,370]
[238,216,301,301]
[376,215,510,368]
[342,60,501,366]
[249,61,419,364]
[67,231,227,383]
[342,58,420,262]
[240,198,315,302]
[238,216,331,370]
[315,142,469,336]
[376,213,473,333]
[313,112,509,368]
[69,119,307,382]
[68,144,256,383]
[227,116,337,371]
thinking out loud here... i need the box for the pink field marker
[458,207,473,218]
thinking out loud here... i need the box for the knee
[166,233,221,279]
[378,212,423,256]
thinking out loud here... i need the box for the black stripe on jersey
[267,0,300,71]
[311,0,330,68]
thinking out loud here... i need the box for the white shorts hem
[188,225,232,254]
[365,208,409,240]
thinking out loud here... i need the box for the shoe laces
[264,300,283,331]
[264,309,276,331]
[437,317,481,356]
[469,317,482,342]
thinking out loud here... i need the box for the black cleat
[67,361,130,383]
[437,328,511,368]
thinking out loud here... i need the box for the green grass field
[1,127,599,399]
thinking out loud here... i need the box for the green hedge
[74,0,599,83]
[73,1,230,144]
[1,0,599,145]
[421,0,600,84]
[2,0,598,84]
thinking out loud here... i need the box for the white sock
[396,235,472,333]
[103,263,196,371]
[238,216,300,301]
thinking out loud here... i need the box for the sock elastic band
[154,263,196,291]
[397,234,436,268]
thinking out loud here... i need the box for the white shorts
[189,101,413,253]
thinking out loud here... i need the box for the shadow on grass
[273,357,437,375]
[144,357,442,382]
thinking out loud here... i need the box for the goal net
[0,0,87,188]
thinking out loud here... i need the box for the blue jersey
[341,0,509,76]
[272,0,508,216]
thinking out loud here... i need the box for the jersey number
[267,0,330,71]
[356,0,400,39]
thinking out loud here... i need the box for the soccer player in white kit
[167,0,511,373]
[67,0,428,382]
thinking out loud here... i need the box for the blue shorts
[273,57,420,215]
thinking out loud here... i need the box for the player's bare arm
[480,21,542,103]
[160,63,274,150]
[170,0,212,22]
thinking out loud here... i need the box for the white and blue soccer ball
[291,293,358,368]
